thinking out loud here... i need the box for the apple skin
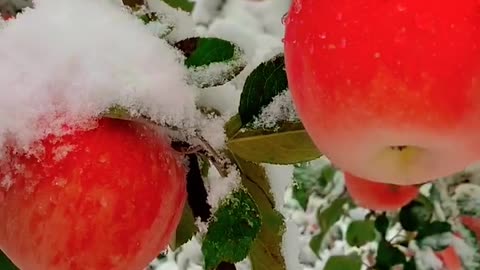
[284,0,480,185]
[435,242,463,270]
[460,216,480,240]
[0,118,187,270]
[344,172,418,211]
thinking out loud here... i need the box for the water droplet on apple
[374,52,381,59]
[397,3,407,12]
[336,12,343,21]
[319,32,327,39]
[339,38,347,48]
[292,0,302,14]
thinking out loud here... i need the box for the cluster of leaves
[289,160,480,269]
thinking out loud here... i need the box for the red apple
[284,0,480,185]
[0,118,187,270]
[435,243,463,270]
[344,172,418,211]
[460,215,480,240]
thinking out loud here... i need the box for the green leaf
[103,105,132,120]
[239,54,288,124]
[162,0,194,12]
[416,221,453,251]
[175,37,246,88]
[324,254,362,270]
[227,121,320,164]
[291,178,310,210]
[233,156,286,270]
[374,213,390,237]
[346,220,377,247]
[317,197,348,232]
[403,259,417,270]
[202,189,262,270]
[225,114,243,139]
[309,232,325,256]
[399,195,433,232]
[416,221,452,241]
[376,240,406,270]
[0,251,18,270]
[173,203,198,250]
[177,37,236,68]
[310,197,348,253]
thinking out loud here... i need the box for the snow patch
[0,0,198,157]
[283,220,303,270]
[1,173,13,190]
[206,166,241,210]
[52,144,76,162]
[253,90,298,129]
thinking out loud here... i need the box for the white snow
[205,165,241,210]
[52,144,76,162]
[265,164,303,270]
[145,0,197,43]
[283,220,304,270]
[253,90,298,129]
[0,0,199,157]
[0,173,13,191]
[451,234,479,270]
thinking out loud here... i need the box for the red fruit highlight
[0,118,187,270]
[284,0,480,185]
[344,172,418,211]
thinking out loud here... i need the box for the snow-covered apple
[284,0,480,185]
[344,172,418,211]
[0,118,187,270]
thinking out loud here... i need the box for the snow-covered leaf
[239,54,288,124]
[175,37,246,88]
[323,254,362,270]
[0,250,17,270]
[162,0,194,12]
[346,220,376,247]
[202,188,261,270]
[292,162,338,210]
[227,121,320,164]
[399,195,433,232]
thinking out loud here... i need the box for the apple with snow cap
[284,0,480,185]
[0,118,187,270]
